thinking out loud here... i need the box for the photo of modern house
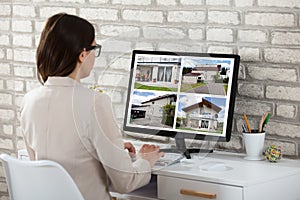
[180,58,233,96]
[182,64,221,84]
[176,95,225,133]
[134,55,181,92]
[130,91,177,128]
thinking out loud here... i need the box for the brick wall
[1,0,300,198]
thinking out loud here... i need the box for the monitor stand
[160,137,213,159]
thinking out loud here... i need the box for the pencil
[243,113,251,133]
[259,113,267,133]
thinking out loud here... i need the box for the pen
[242,124,248,133]
[262,113,270,131]
[243,113,251,133]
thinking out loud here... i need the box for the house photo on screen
[180,57,233,96]
[129,90,177,129]
[176,95,226,134]
[134,55,181,92]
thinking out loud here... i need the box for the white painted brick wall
[207,46,234,54]
[0,35,10,46]
[89,0,109,3]
[1,1,300,197]
[266,86,300,101]
[257,0,300,8]
[0,93,13,106]
[167,11,206,23]
[0,5,11,16]
[245,12,295,27]
[247,65,297,82]
[13,34,32,47]
[180,0,203,5]
[40,7,76,18]
[188,28,204,40]
[112,0,151,5]
[271,31,300,45]
[234,0,254,7]
[238,83,264,98]
[49,0,85,3]
[276,104,296,119]
[143,27,185,39]
[100,25,140,37]
[157,0,177,6]
[208,11,240,25]
[264,48,300,64]
[13,5,36,17]
[13,49,36,63]
[238,30,267,43]
[14,65,35,77]
[0,64,10,76]
[80,8,118,21]
[0,19,10,31]
[206,0,230,6]
[122,10,163,23]
[238,47,260,61]
[0,80,4,90]
[12,20,33,33]
[3,125,13,135]
[207,28,233,42]
[0,109,15,121]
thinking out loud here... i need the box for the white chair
[0,154,84,200]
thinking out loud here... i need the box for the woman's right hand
[137,144,164,167]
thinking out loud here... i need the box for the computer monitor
[123,50,240,158]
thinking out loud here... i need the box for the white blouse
[20,76,151,200]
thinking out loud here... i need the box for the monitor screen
[123,50,240,143]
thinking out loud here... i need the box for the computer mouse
[200,161,228,172]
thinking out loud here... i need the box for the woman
[20,13,163,200]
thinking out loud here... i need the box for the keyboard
[152,152,183,171]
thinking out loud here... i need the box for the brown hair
[36,13,95,84]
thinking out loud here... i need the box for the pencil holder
[243,130,265,160]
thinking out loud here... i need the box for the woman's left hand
[124,142,136,154]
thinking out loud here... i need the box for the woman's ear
[78,49,87,63]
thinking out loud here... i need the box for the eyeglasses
[85,44,101,57]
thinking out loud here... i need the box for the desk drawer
[158,176,242,200]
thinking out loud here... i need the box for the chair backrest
[0,154,84,200]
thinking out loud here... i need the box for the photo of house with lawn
[176,95,226,134]
[134,55,181,92]
[130,91,177,128]
[180,58,232,96]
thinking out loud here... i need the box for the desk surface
[153,151,300,187]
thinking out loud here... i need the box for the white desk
[121,151,300,200]
[19,148,300,200]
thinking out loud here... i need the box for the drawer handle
[180,189,217,199]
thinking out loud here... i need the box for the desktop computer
[123,50,240,158]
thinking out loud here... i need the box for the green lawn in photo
[134,83,178,92]
[180,82,207,92]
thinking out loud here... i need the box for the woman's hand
[137,144,164,167]
[124,142,136,154]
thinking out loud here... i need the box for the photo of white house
[182,64,221,84]
[180,57,233,96]
[176,95,226,133]
[130,90,177,128]
[134,55,181,92]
